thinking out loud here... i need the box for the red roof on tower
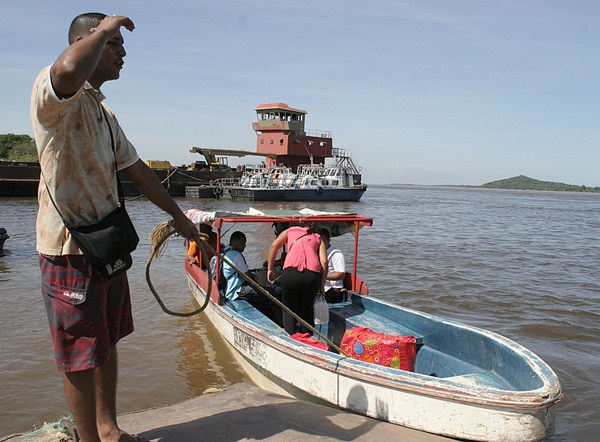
[254,103,307,114]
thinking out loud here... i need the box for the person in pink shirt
[267,223,327,334]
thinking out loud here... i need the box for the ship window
[270,139,274,144]
[280,139,284,145]
[260,139,264,144]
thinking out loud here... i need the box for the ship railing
[210,177,240,187]
[332,148,362,174]
[305,129,332,138]
[297,164,326,177]
[242,163,268,172]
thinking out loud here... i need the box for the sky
[1,0,598,186]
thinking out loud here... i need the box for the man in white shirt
[321,229,347,303]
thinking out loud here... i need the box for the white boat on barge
[213,152,367,201]
[184,209,562,441]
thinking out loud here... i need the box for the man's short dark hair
[68,12,106,44]
[230,231,246,243]
[320,228,331,241]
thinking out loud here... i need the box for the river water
[1,185,598,440]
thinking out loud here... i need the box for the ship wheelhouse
[253,102,333,172]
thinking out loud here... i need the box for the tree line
[0,134,38,162]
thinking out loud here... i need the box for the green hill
[481,175,600,192]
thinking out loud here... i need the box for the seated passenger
[187,223,218,269]
[217,231,282,326]
[320,228,347,303]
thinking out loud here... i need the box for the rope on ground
[146,221,210,317]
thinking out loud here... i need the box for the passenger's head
[299,222,320,235]
[199,223,213,234]
[229,231,247,252]
[320,228,331,246]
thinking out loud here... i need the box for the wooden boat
[184,209,562,441]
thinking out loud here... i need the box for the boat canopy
[184,208,372,236]
[184,207,372,293]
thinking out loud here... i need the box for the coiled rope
[146,221,210,317]
[146,220,346,354]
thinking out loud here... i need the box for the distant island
[480,175,600,192]
[388,175,600,192]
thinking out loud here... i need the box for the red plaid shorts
[40,254,134,372]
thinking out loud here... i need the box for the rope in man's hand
[146,220,211,317]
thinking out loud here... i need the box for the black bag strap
[43,104,124,227]
[288,232,309,252]
[101,106,126,207]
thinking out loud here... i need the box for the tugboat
[190,103,367,201]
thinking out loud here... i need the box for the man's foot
[100,428,149,442]
[118,432,150,442]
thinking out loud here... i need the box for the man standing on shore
[30,12,197,442]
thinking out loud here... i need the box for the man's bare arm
[124,159,197,239]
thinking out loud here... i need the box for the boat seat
[328,300,424,346]
[225,299,281,331]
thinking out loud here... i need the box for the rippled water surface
[1,186,598,440]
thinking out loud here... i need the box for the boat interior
[223,287,544,393]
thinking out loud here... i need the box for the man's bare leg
[64,369,101,442]
[94,346,143,442]
[95,345,126,441]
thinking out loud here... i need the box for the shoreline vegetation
[480,175,600,193]
[0,133,37,162]
[390,175,600,193]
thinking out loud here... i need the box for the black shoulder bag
[44,107,139,279]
